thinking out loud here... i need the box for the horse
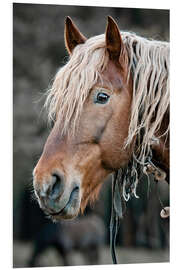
[33,16,169,228]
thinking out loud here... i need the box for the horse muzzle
[33,171,81,220]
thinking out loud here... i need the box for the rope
[110,148,168,264]
[110,171,123,264]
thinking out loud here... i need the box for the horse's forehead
[97,60,124,89]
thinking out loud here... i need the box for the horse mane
[45,31,169,163]
[123,32,169,162]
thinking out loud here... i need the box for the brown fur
[33,17,169,219]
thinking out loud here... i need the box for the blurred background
[13,3,169,267]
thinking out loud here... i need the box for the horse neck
[152,109,169,177]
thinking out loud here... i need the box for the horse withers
[33,16,169,221]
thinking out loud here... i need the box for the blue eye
[95,92,110,104]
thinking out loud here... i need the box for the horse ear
[105,16,124,62]
[64,17,87,54]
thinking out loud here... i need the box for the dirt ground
[13,240,169,268]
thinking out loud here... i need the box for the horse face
[33,17,133,220]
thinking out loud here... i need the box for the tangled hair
[123,32,169,162]
[45,34,109,135]
[45,31,169,163]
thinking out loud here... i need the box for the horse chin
[50,206,80,221]
[49,189,81,221]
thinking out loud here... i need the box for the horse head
[33,16,133,220]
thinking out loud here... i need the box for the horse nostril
[49,173,64,200]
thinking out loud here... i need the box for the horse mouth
[48,186,80,220]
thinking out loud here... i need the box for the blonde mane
[45,34,109,135]
[123,32,169,161]
[45,31,169,163]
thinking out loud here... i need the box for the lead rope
[110,164,139,264]
[110,170,123,264]
[110,147,169,264]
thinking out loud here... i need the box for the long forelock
[45,34,109,136]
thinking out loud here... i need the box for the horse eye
[95,92,110,104]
